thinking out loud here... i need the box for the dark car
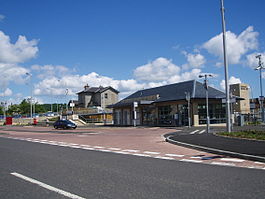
[53,120,77,129]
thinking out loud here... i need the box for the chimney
[84,84,89,90]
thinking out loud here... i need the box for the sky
[0,0,265,104]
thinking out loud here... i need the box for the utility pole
[255,54,265,122]
[220,0,231,132]
[199,74,213,133]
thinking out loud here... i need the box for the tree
[19,99,30,115]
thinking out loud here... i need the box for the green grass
[218,130,265,141]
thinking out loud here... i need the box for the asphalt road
[1,137,265,199]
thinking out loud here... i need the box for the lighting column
[199,74,213,133]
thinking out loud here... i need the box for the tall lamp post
[199,74,213,133]
[26,72,33,121]
[255,54,265,122]
[220,0,231,132]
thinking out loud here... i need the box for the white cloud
[0,63,29,87]
[34,57,208,100]
[203,26,259,64]
[182,52,206,70]
[220,76,241,90]
[0,88,12,97]
[246,52,265,68]
[31,64,69,79]
[0,31,38,63]
[133,57,181,82]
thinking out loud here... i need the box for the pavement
[164,126,265,162]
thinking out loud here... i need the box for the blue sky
[0,0,265,104]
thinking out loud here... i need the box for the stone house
[77,85,119,112]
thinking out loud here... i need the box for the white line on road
[122,149,139,153]
[165,154,184,157]
[211,162,236,166]
[198,130,205,134]
[108,148,121,151]
[93,146,105,149]
[143,151,160,155]
[180,159,203,163]
[10,172,86,199]
[189,130,199,135]
[154,156,175,160]
[220,158,245,163]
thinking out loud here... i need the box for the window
[198,103,226,124]
[104,93,108,99]
[158,106,172,125]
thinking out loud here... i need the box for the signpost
[133,102,138,127]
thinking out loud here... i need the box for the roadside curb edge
[163,133,265,163]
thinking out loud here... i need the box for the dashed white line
[211,162,236,166]
[189,130,199,135]
[154,156,174,160]
[220,158,245,163]
[143,151,160,155]
[180,159,203,163]
[93,146,105,149]
[165,154,184,157]
[10,172,86,199]
[133,153,151,157]
[108,148,121,151]
[122,149,139,153]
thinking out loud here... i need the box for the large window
[158,106,172,125]
[198,103,226,124]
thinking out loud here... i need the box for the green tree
[19,99,30,115]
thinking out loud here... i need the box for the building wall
[230,83,250,114]
[101,90,119,111]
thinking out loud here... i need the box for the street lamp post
[185,92,191,128]
[220,0,231,132]
[26,72,33,121]
[255,54,265,122]
[199,74,213,133]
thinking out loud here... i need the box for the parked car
[53,120,77,129]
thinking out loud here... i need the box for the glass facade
[158,106,173,125]
[198,103,226,124]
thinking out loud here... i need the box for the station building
[111,80,232,127]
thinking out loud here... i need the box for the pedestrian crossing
[189,129,206,135]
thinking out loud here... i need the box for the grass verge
[218,130,265,141]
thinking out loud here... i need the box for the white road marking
[82,147,95,151]
[198,130,205,134]
[114,151,130,155]
[80,145,91,147]
[10,172,86,199]
[211,162,236,166]
[180,159,203,163]
[108,148,121,151]
[220,158,245,163]
[189,130,199,135]
[165,154,184,157]
[99,149,111,153]
[122,149,139,153]
[143,151,160,155]
[254,161,265,165]
[93,146,105,149]
[133,153,151,157]
[154,156,174,160]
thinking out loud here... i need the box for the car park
[53,120,77,129]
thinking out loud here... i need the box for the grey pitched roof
[111,80,226,108]
[77,86,119,94]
